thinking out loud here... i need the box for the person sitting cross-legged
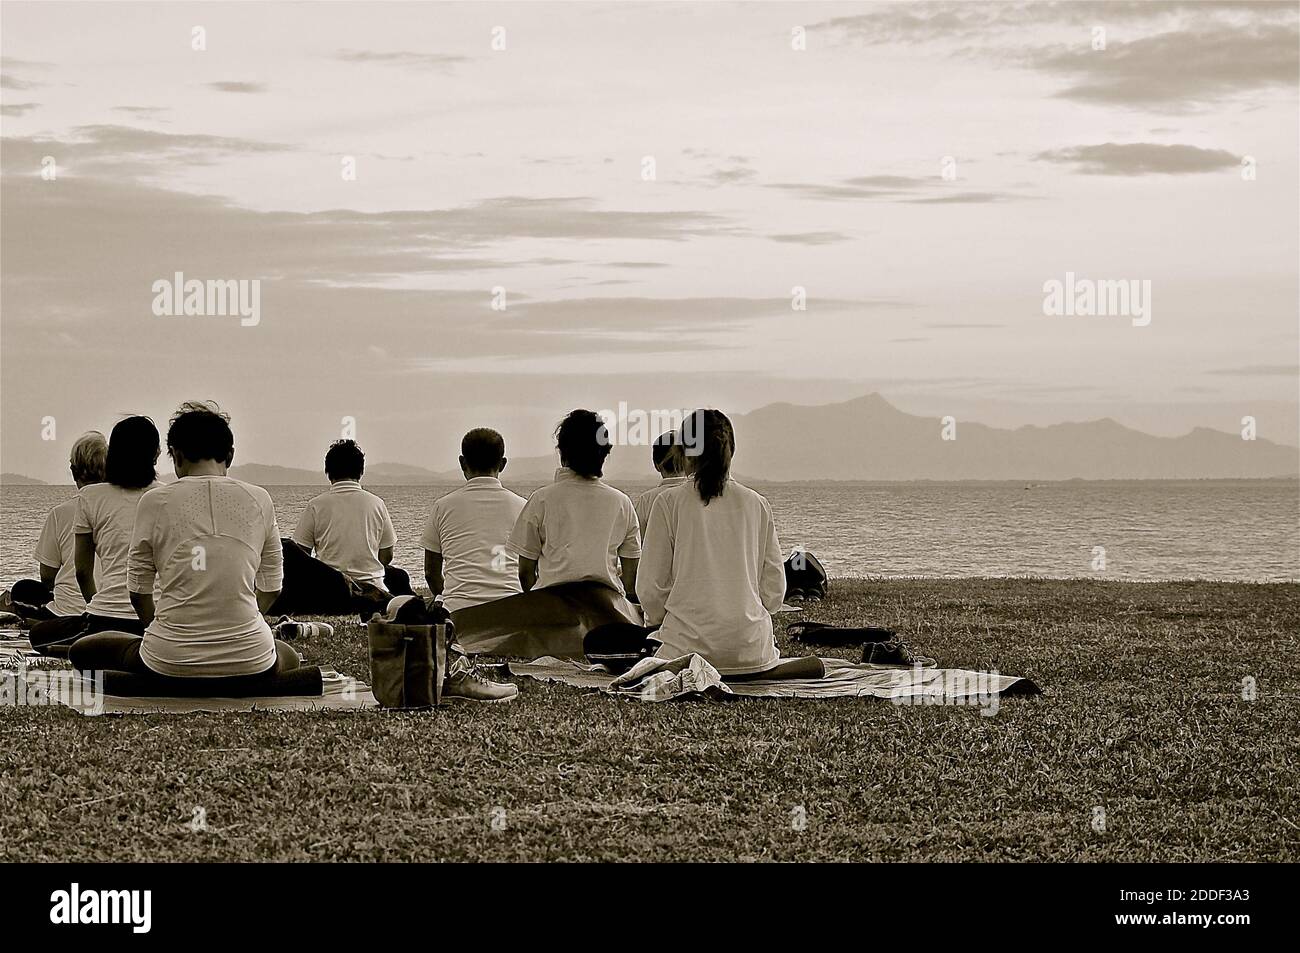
[419,427,526,703]
[271,439,413,619]
[68,401,302,687]
[30,417,163,655]
[3,432,107,629]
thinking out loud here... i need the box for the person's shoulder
[50,495,80,519]
[730,481,772,509]
[227,476,272,503]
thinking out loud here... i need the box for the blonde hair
[69,431,108,484]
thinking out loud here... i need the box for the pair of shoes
[273,616,334,641]
[443,654,518,704]
[862,637,936,668]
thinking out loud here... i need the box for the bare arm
[424,551,444,599]
[518,556,539,592]
[130,591,155,626]
[620,557,639,600]
[74,532,97,602]
[39,563,58,588]
[256,588,281,615]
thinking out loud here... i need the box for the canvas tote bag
[367,621,448,709]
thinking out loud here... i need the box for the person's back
[637,409,785,675]
[640,480,783,673]
[295,480,394,586]
[509,409,641,598]
[76,480,159,619]
[36,496,95,617]
[130,475,281,676]
[424,427,527,612]
[511,470,639,593]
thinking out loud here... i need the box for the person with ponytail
[636,409,787,676]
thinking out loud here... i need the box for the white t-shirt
[421,477,527,613]
[34,496,98,617]
[634,475,687,533]
[508,468,641,594]
[293,480,396,587]
[636,479,786,675]
[75,481,161,619]
[128,475,284,678]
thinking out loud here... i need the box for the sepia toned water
[1,480,1296,585]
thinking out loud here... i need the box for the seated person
[633,429,687,532]
[509,409,641,613]
[272,439,412,617]
[4,432,107,624]
[31,417,162,654]
[69,401,300,686]
[636,409,787,676]
[422,428,526,614]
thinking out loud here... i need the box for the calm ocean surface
[1,480,1296,584]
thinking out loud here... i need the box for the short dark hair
[167,400,234,465]
[555,409,612,479]
[651,429,685,474]
[325,439,365,481]
[105,416,160,490]
[461,428,506,474]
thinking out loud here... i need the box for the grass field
[2,578,1297,862]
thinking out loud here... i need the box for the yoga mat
[34,669,377,715]
[453,581,641,659]
[511,655,1039,703]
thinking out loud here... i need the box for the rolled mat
[100,664,324,698]
[452,581,641,659]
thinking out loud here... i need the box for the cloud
[1032,24,1299,109]
[1206,364,1300,377]
[1036,142,1240,175]
[330,49,469,71]
[768,232,852,245]
[811,2,1300,110]
[1,73,40,90]
[206,81,267,94]
[768,176,1019,204]
[112,106,170,119]
[0,103,39,117]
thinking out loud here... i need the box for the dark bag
[583,622,661,675]
[784,549,829,599]
[367,621,448,709]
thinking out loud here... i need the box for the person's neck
[465,471,499,481]
[180,460,227,477]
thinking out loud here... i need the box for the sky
[2,0,1298,483]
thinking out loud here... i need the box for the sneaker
[274,617,334,641]
[0,590,13,613]
[443,656,518,704]
[863,637,936,667]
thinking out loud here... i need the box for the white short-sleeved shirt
[508,468,641,594]
[634,475,687,533]
[34,496,98,617]
[421,477,527,613]
[292,480,396,587]
[75,481,161,619]
[636,479,786,675]
[128,475,284,678]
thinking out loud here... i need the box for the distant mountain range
[0,472,46,485]
[5,395,1297,485]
